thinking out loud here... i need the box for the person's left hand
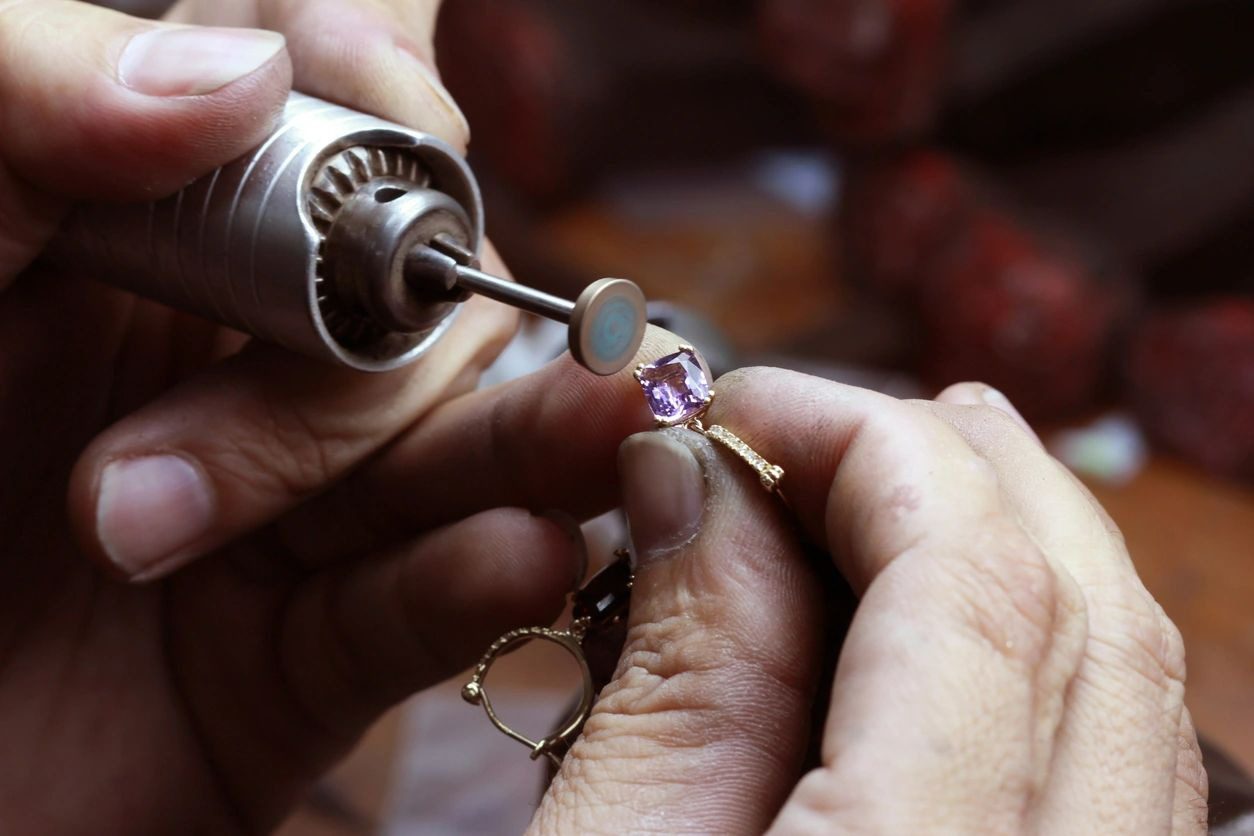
[0,2,582,833]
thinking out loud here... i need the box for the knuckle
[964,448,1003,490]
[1089,579,1187,694]
[1156,605,1188,686]
[592,616,719,735]
[255,398,347,493]
[208,396,361,500]
[924,520,1075,671]
[972,401,1021,431]
[583,613,796,758]
[942,400,1029,443]
[1175,741,1208,808]
[937,380,986,401]
[778,767,857,829]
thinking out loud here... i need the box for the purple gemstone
[637,348,711,423]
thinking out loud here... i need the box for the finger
[169,0,466,148]
[0,0,291,282]
[68,289,517,581]
[287,358,1088,826]
[169,506,581,830]
[274,326,680,565]
[277,350,1032,576]
[533,429,823,834]
[163,0,258,28]
[729,375,1088,832]
[66,0,510,582]
[1171,706,1209,835]
[934,380,1041,443]
[280,507,582,738]
[278,339,1027,567]
[919,395,1126,565]
[923,395,1188,832]
[933,381,1128,542]
[0,0,291,195]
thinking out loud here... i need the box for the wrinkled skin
[276,320,1208,833]
[0,1,1205,834]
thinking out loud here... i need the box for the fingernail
[537,509,588,588]
[96,455,214,579]
[619,431,705,561]
[396,46,471,149]
[119,27,286,97]
[982,386,1041,442]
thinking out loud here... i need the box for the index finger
[274,333,966,579]
[168,0,466,149]
[274,327,678,563]
[0,0,291,285]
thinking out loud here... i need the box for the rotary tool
[52,93,647,376]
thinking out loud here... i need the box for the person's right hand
[281,329,1206,833]
[537,370,1205,833]
[0,2,582,832]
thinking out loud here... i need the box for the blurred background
[104,0,1254,832]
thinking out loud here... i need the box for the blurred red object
[758,0,952,142]
[917,209,1134,420]
[843,149,971,301]
[844,151,1135,419]
[437,0,809,203]
[1128,300,1254,482]
[437,0,573,200]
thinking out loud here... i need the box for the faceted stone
[572,555,633,625]
[637,348,711,424]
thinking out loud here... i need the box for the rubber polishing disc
[569,278,648,376]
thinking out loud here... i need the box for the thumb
[532,429,824,834]
[0,0,291,280]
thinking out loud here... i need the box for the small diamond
[637,348,711,424]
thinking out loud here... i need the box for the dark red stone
[915,208,1136,420]
[1127,299,1254,482]
[843,150,973,303]
[572,555,633,626]
[758,0,953,142]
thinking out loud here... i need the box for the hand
[0,2,581,832]
[287,330,1204,833]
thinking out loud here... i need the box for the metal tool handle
[51,93,483,372]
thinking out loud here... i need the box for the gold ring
[461,626,593,767]
[462,551,634,766]
[634,345,784,494]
